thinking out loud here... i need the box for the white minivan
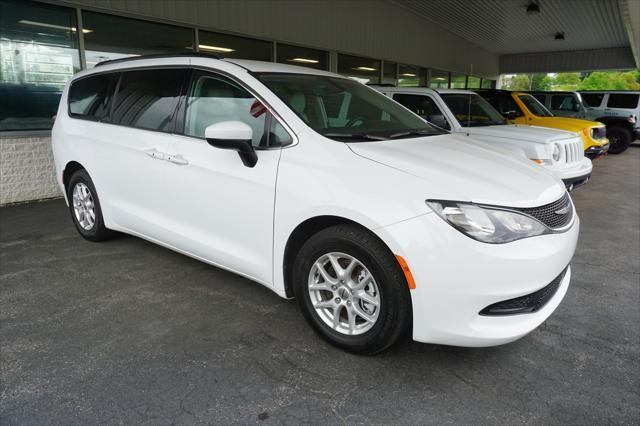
[52,54,579,354]
[374,87,592,191]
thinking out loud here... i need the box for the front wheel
[606,126,632,154]
[293,224,412,354]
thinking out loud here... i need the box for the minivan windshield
[256,73,445,141]
[518,94,554,117]
[440,93,506,127]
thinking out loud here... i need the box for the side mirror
[205,121,257,168]
[426,114,449,130]
[503,110,517,120]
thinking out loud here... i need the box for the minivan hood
[347,133,566,207]
[463,124,579,144]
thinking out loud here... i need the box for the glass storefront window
[199,30,271,61]
[276,43,328,70]
[481,78,495,89]
[450,73,467,89]
[0,0,80,130]
[429,69,449,89]
[82,12,194,68]
[337,54,380,85]
[466,75,481,89]
[382,61,397,85]
[398,64,427,87]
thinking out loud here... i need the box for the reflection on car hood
[463,124,580,144]
[532,117,604,132]
[347,133,566,207]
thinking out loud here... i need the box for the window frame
[66,65,188,135]
[175,66,296,150]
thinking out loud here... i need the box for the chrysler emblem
[554,205,570,215]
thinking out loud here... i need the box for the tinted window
[440,93,506,126]
[466,76,481,89]
[581,93,604,107]
[607,94,639,109]
[68,73,118,121]
[199,30,271,61]
[111,68,186,132]
[338,54,381,85]
[82,12,193,68]
[450,73,466,89]
[392,94,442,118]
[518,94,553,117]
[480,92,523,117]
[429,70,449,89]
[551,94,580,112]
[276,43,328,71]
[0,0,80,130]
[184,71,291,147]
[532,94,547,104]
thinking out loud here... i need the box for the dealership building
[0,0,638,204]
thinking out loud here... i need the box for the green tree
[531,73,553,91]
[503,74,531,91]
[552,73,581,90]
[578,71,640,90]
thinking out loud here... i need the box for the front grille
[513,192,573,229]
[591,126,606,140]
[562,140,583,164]
[479,266,569,316]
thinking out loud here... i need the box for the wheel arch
[282,215,394,299]
[62,161,86,192]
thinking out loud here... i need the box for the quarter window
[184,71,291,148]
[580,93,604,107]
[68,73,118,121]
[111,68,186,132]
[607,94,639,109]
[551,94,580,112]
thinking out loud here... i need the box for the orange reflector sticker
[531,159,542,164]
[396,255,416,290]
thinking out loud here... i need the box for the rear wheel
[293,224,411,354]
[606,126,632,154]
[67,169,116,242]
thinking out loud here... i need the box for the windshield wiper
[323,133,388,141]
[388,129,444,139]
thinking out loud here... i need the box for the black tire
[66,169,116,242]
[606,126,632,154]
[293,224,412,354]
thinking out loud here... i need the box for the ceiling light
[400,73,416,77]
[435,77,446,81]
[289,58,319,64]
[526,1,540,14]
[354,66,376,72]
[554,32,565,40]
[198,44,235,53]
[19,20,92,33]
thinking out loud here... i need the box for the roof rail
[95,52,221,67]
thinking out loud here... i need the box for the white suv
[52,55,579,353]
[374,87,592,191]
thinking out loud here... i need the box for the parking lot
[0,147,638,425]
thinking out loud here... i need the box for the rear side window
[581,93,604,107]
[68,73,118,121]
[111,68,187,132]
[607,94,639,109]
[392,94,443,118]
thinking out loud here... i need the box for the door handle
[168,154,189,165]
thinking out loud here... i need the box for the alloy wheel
[72,182,96,230]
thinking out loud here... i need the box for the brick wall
[0,135,61,205]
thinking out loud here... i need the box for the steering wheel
[345,116,366,128]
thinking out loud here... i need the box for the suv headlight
[552,143,561,162]
[426,200,549,243]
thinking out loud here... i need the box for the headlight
[426,200,549,243]
[552,143,561,162]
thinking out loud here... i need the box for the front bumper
[550,156,592,192]
[585,142,609,159]
[375,210,579,347]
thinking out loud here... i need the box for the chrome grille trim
[512,192,574,230]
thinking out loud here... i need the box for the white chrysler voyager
[52,55,579,354]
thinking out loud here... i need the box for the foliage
[501,70,640,91]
